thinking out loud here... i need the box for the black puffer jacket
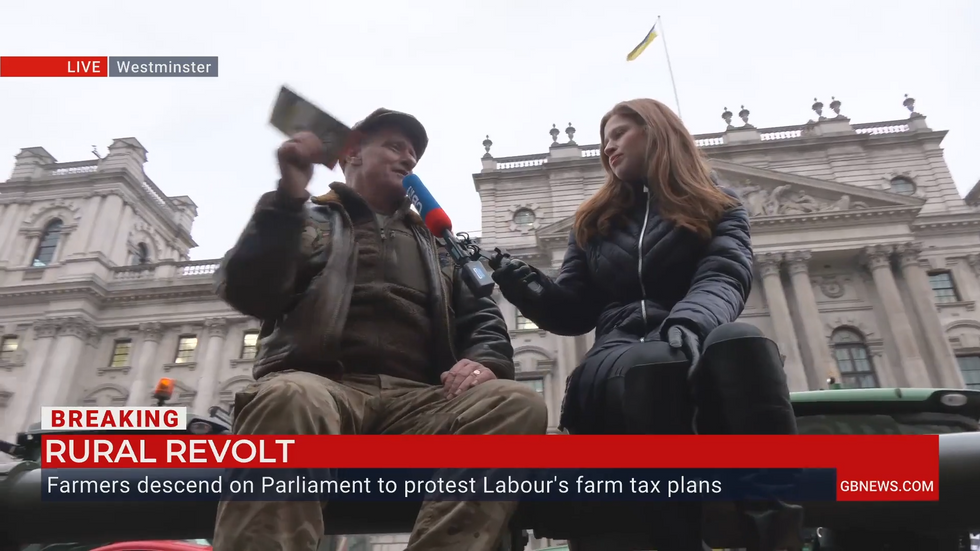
[506,184,753,344]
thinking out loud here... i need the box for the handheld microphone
[403,174,496,299]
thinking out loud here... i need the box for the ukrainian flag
[626,22,658,61]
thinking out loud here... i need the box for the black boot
[694,322,806,551]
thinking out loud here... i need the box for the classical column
[19,228,42,266]
[862,245,931,387]
[896,243,965,388]
[573,334,588,365]
[33,317,98,409]
[0,203,16,258]
[108,203,136,264]
[786,251,840,387]
[3,319,60,437]
[968,254,980,277]
[193,318,228,415]
[50,225,75,265]
[63,195,103,257]
[0,202,29,263]
[758,253,808,391]
[126,322,165,406]
[553,335,583,430]
[91,193,125,260]
[961,254,980,300]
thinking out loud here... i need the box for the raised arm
[659,192,754,341]
[495,230,604,337]
[213,189,311,321]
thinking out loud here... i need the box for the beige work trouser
[212,370,549,551]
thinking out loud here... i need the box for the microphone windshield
[403,174,453,235]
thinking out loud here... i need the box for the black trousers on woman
[560,322,804,551]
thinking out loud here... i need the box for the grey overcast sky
[1,0,977,260]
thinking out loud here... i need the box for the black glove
[665,323,703,436]
[665,324,701,373]
[490,255,542,299]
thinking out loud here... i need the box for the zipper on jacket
[637,187,652,342]
[379,217,388,269]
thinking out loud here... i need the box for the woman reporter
[491,98,802,550]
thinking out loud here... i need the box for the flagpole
[657,15,683,121]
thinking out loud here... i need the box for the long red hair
[573,98,738,248]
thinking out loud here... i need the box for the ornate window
[889,177,916,195]
[927,271,960,304]
[32,219,63,267]
[516,313,538,331]
[241,331,259,360]
[109,339,132,368]
[831,328,879,388]
[174,335,198,364]
[507,204,541,234]
[0,336,18,362]
[512,208,536,227]
[131,243,150,265]
[955,356,980,390]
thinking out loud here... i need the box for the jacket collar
[311,182,424,227]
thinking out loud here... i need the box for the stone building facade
[0,95,977,550]
[0,137,237,439]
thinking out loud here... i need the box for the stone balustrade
[485,117,920,172]
[110,259,219,282]
[46,161,99,176]
[853,122,910,135]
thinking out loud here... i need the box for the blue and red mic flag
[403,174,453,236]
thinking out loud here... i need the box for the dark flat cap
[351,108,429,161]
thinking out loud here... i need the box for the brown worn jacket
[213,182,515,383]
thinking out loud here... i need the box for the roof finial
[721,107,733,129]
[565,122,577,145]
[738,105,753,128]
[903,94,919,117]
[482,135,493,160]
[812,98,825,121]
[829,96,843,118]
[549,124,560,144]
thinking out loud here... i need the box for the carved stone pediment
[724,179,869,217]
[710,159,925,219]
[533,160,928,247]
[81,383,129,406]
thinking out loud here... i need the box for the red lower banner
[40,434,938,501]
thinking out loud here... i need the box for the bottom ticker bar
[41,468,836,503]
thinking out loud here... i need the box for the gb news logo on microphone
[404,177,425,217]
